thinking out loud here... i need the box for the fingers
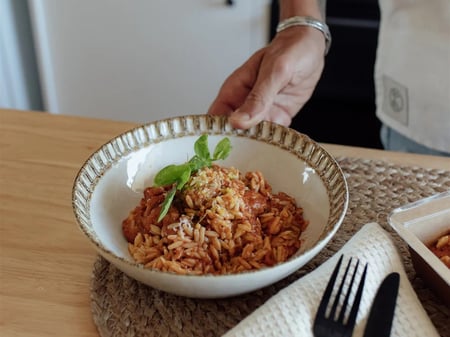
[209,26,325,130]
[230,101,292,129]
[212,77,291,129]
[207,73,250,118]
[229,59,290,129]
[228,89,272,129]
[208,100,234,117]
[208,52,263,119]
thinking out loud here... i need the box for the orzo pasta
[122,164,308,275]
[428,231,450,268]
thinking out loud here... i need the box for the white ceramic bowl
[389,191,450,305]
[72,115,348,298]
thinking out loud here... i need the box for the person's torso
[374,0,450,152]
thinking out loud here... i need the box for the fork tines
[313,254,368,337]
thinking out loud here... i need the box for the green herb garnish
[154,134,231,222]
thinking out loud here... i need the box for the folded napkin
[223,222,440,337]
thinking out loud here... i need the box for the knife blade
[363,272,400,337]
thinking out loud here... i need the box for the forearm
[279,0,326,20]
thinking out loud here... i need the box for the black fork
[313,255,368,337]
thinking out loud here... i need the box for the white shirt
[375,0,450,153]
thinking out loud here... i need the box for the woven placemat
[91,157,450,337]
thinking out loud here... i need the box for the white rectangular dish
[389,190,450,305]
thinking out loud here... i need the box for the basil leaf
[154,135,231,222]
[213,138,231,160]
[176,164,192,189]
[194,134,210,160]
[153,165,177,186]
[188,155,205,172]
[157,186,177,222]
[154,164,189,187]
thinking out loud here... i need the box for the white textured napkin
[223,222,440,337]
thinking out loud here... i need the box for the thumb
[229,81,277,129]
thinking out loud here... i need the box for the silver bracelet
[276,16,332,55]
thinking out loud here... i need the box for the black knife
[363,272,400,337]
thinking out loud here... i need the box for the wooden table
[1,108,449,337]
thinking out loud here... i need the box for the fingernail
[230,110,251,122]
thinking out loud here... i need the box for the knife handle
[363,272,400,337]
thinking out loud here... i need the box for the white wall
[0,0,43,110]
[28,0,270,123]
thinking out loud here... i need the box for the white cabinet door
[29,0,270,123]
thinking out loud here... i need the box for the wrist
[276,16,331,55]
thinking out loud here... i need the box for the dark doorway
[271,0,383,149]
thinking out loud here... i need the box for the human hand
[207,26,326,129]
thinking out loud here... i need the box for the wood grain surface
[1,108,449,337]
